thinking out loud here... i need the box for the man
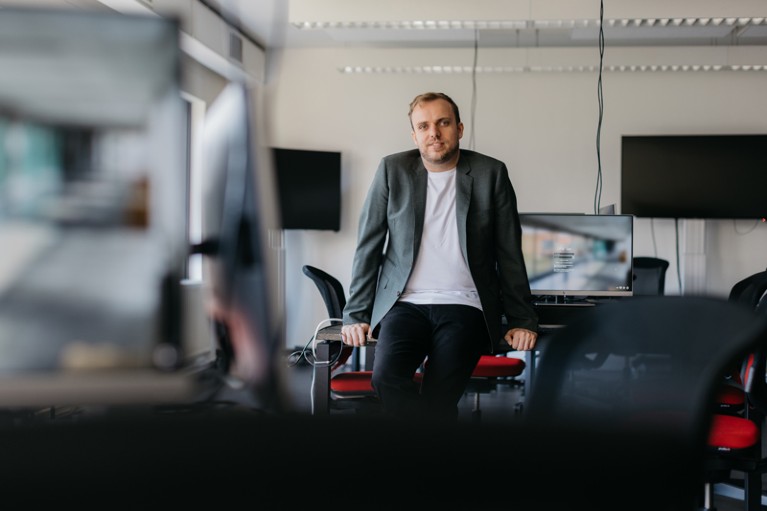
[341,92,538,420]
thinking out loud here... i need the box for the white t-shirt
[399,168,482,310]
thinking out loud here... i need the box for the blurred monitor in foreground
[0,9,189,388]
[198,81,288,412]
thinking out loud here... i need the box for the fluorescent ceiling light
[338,64,766,74]
[294,18,767,31]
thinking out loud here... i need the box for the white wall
[264,46,767,348]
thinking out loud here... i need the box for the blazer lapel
[411,159,428,265]
[455,158,472,261]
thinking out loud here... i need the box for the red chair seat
[330,371,375,395]
[330,371,424,397]
[714,385,745,406]
[707,414,760,452]
[472,355,526,378]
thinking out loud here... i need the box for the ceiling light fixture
[338,64,765,74]
[294,17,767,31]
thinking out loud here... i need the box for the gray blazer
[343,148,538,353]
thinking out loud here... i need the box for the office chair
[524,295,767,510]
[302,265,379,412]
[464,354,526,421]
[632,256,670,296]
[713,269,767,416]
[703,269,767,511]
[301,264,356,371]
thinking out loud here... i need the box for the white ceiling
[206,0,767,50]
[0,0,764,126]
[2,0,766,51]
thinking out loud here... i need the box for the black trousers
[371,302,487,420]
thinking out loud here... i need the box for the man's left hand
[504,328,538,351]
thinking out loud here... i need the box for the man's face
[410,99,464,170]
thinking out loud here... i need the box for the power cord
[675,219,683,294]
[291,318,347,415]
[286,318,345,368]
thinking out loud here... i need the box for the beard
[419,139,460,166]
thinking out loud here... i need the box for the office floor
[283,352,767,511]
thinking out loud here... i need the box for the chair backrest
[728,269,767,308]
[302,265,347,319]
[525,296,767,455]
[632,256,670,296]
[732,273,767,413]
[523,296,767,509]
[715,270,767,390]
[302,265,352,370]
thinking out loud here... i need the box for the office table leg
[311,342,331,415]
[524,350,537,399]
[522,333,551,405]
[363,345,375,370]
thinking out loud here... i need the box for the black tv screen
[520,213,634,299]
[621,134,767,219]
[272,147,341,231]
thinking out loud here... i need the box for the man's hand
[341,323,371,347]
[504,328,538,351]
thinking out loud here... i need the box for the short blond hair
[408,92,461,127]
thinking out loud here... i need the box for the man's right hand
[341,323,371,346]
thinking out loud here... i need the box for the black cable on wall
[469,28,479,151]
[594,0,605,214]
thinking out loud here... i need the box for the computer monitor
[519,213,634,300]
[198,81,287,411]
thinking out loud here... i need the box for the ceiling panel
[205,0,767,50]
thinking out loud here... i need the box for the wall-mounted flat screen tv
[272,147,341,231]
[621,134,767,219]
[520,213,634,299]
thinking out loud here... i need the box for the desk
[522,303,603,396]
[312,322,572,412]
[314,310,592,408]
[311,324,541,414]
[311,325,375,415]
[516,324,565,400]
[0,369,200,407]
[311,326,338,415]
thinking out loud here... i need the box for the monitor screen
[199,81,287,411]
[520,213,634,299]
[621,134,767,219]
[272,147,341,231]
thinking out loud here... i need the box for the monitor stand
[533,297,596,328]
[534,295,595,307]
